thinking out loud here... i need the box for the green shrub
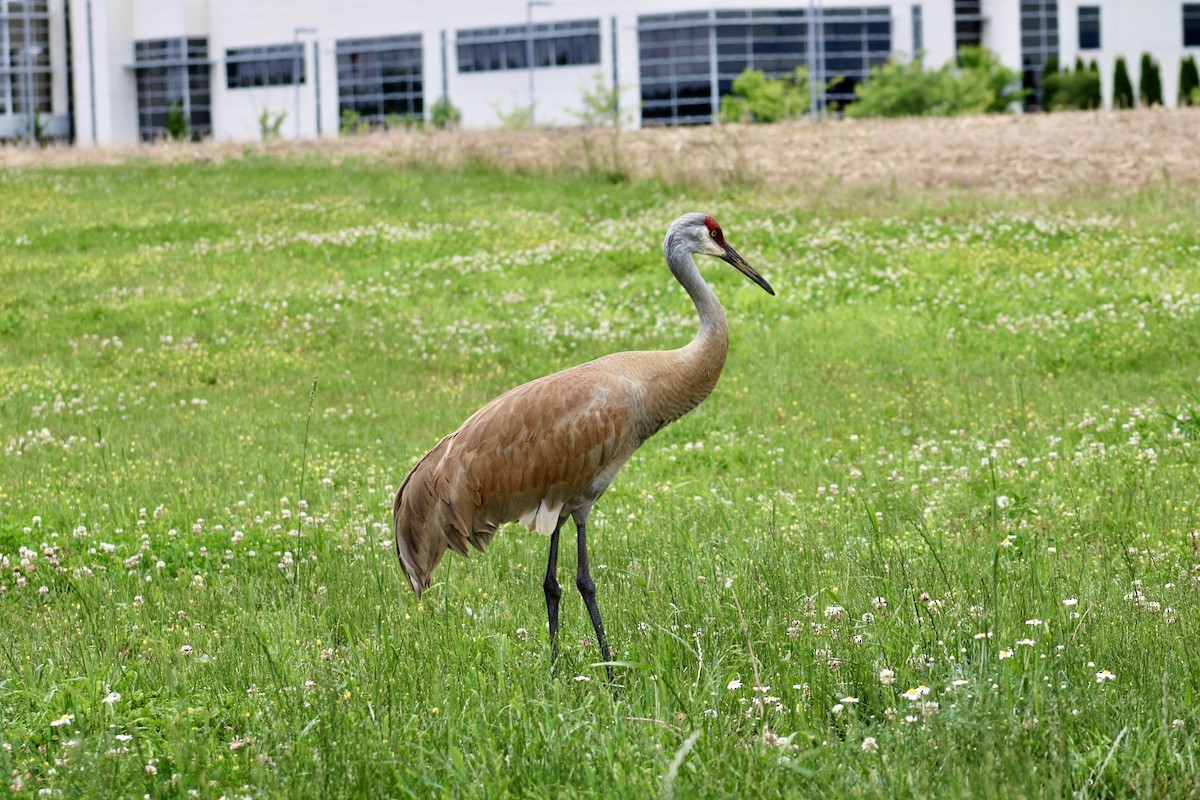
[338,109,371,136]
[1113,57,1134,109]
[384,112,424,131]
[1139,53,1163,106]
[1179,57,1199,106]
[1087,60,1103,108]
[847,47,1021,118]
[258,109,286,142]
[164,99,189,141]
[718,67,811,123]
[1044,65,1101,111]
[430,97,462,129]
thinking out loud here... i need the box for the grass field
[2,151,1200,798]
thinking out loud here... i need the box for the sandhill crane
[393,212,774,669]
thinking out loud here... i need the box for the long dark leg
[543,520,564,667]
[574,515,614,676]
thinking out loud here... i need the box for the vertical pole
[807,0,817,119]
[313,40,321,136]
[23,0,34,145]
[610,15,618,119]
[526,2,535,126]
[440,29,448,102]
[294,29,301,138]
[87,0,97,143]
[707,9,718,123]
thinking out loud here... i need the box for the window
[1077,6,1100,50]
[336,34,423,124]
[1020,0,1059,108]
[133,37,212,141]
[226,44,304,89]
[1186,4,1200,47]
[639,7,891,127]
[954,0,983,50]
[457,19,599,73]
[0,0,52,120]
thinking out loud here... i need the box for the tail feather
[393,435,494,597]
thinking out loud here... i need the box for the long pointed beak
[722,243,775,296]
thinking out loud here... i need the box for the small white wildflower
[574,675,591,682]
[999,649,1013,660]
[727,678,742,691]
[1095,669,1115,683]
[180,644,193,656]
[861,736,879,753]
[50,713,74,728]
[1063,598,1078,606]
[879,668,895,685]
[101,692,121,705]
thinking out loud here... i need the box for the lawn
[1,154,1199,798]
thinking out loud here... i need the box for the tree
[1139,53,1163,106]
[847,47,1023,118]
[1113,57,1134,109]
[719,67,811,123]
[1044,65,1101,111]
[958,46,1026,112]
[164,99,189,141]
[1180,56,1200,106]
[430,97,462,129]
[1088,60,1103,108]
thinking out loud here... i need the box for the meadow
[1,148,1199,798]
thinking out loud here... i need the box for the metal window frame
[1077,5,1100,51]
[225,43,305,89]
[456,17,600,73]
[638,6,891,127]
[132,37,212,141]
[335,33,424,123]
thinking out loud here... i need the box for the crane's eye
[710,229,720,239]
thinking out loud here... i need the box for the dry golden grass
[4,107,1199,199]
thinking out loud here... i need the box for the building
[1,1,1198,146]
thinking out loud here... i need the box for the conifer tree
[1113,57,1134,109]
[1180,56,1200,106]
[1139,53,1162,106]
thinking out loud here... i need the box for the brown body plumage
[393,213,773,666]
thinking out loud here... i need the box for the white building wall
[1057,0,1196,108]
[57,0,1200,145]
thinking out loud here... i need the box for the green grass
[2,156,1200,798]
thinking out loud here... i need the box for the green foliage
[1139,53,1163,106]
[494,103,532,130]
[573,72,634,182]
[384,112,424,131]
[1087,61,1103,108]
[573,71,630,129]
[1044,63,1102,111]
[164,99,189,141]
[430,96,463,130]
[1179,56,1199,106]
[338,109,371,136]
[848,47,1021,118]
[257,108,286,142]
[4,160,1200,797]
[718,67,811,123]
[1113,57,1135,109]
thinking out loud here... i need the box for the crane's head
[665,213,775,296]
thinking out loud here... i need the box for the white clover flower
[101,692,121,705]
[879,668,895,685]
[861,736,879,753]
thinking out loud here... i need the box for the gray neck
[666,235,728,346]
